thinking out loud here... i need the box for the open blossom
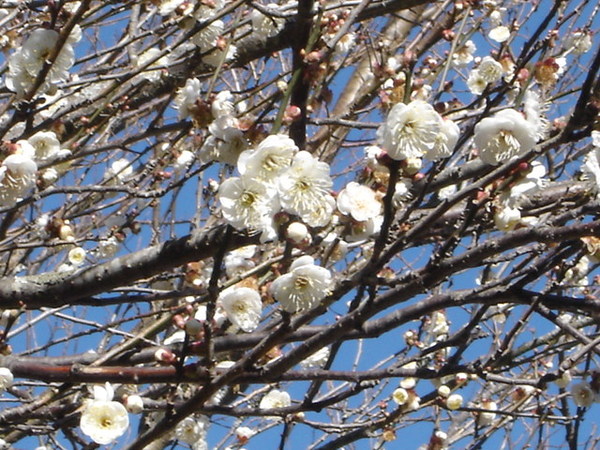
[451,40,476,67]
[218,176,279,237]
[175,416,209,445]
[27,131,63,162]
[489,25,511,43]
[571,381,595,407]
[80,383,129,445]
[337,182,381,222]
[467,69,488,95]
[6,29,75,97]
[105,158,133,182]
[424,118,460,160]
[270,255,333,313]
[175,78,202,120]
[251,4,285,39]
[0,153,37,207]
[392,388,409,405]
[474,109,537,165]
[277,151,335,227]
[377,100,441,160]
[259,389,291,410]
[0,368,13,393]
[238,134,298,183]
[566,30,593,55]
[217,286,262,332]
[136,47,167,82]
[200,116,247,165]
[477,56,504,83]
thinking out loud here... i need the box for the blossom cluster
[218,133,335,240]
[0,131,71,208]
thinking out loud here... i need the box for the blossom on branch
[473,109,537,165]
[270,255,332,313]
[80,383,129,445]
[377,100,442,161]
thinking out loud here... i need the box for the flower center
[101,416,113,428]
[240,191,256,207]
[294,275,310,289]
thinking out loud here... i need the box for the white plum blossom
[377,100,441,160]
[27,131,62,162]
[176,416,209,445]
[212,90,235,117]
[80,383,129,445]
[0,153,38,207]
[200,116,247,165]
[477,400,498,426]
[193,20,236,66]
[6,29,75,97]
[555,371,572,388]
[235,426,255,443]
[474,109,537,165]
[392,387,409,405]
[259,389,291,410]
[523,90,549,140]
[251,4,285,39]
[592,131,600,148]
[478,56,504,83]
[489,25,511,43]
[277,151,335,227]
[193,20,224,52]
[238,134,298,183]
[217,286,262,332]
[269,255,333,313]
[136,48,168,82]
[451,40,476,67]
[218,177,279,239]
[446,394,463,410]
[97,237,120,258]
[566,31,593,55]
[424,118,460,160]
[175,78,202,120]
[68,247,86,266]
[105,158,133,182]
[571,381,595,407]
[347,215,383,242]
[508,161,547,200]
[174,150,195,172]
[158,0,185,15]
[124,395,144,414]
[224,245,256,278]
[337,182,381,222]
[286,221,311,245]
[0,368,13,393]
[494,202,521,232]
[299,346,330,368]
[467,69,488,95]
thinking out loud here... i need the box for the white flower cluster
[218,134,336,239]
[251,4,286,39]
[1,131,71,208]
[377,100,459,162]
[493,161,546,231]
[175,415,209,448]
[199,91,248,165]
[6,26,81,97]
[467,56,504,95]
